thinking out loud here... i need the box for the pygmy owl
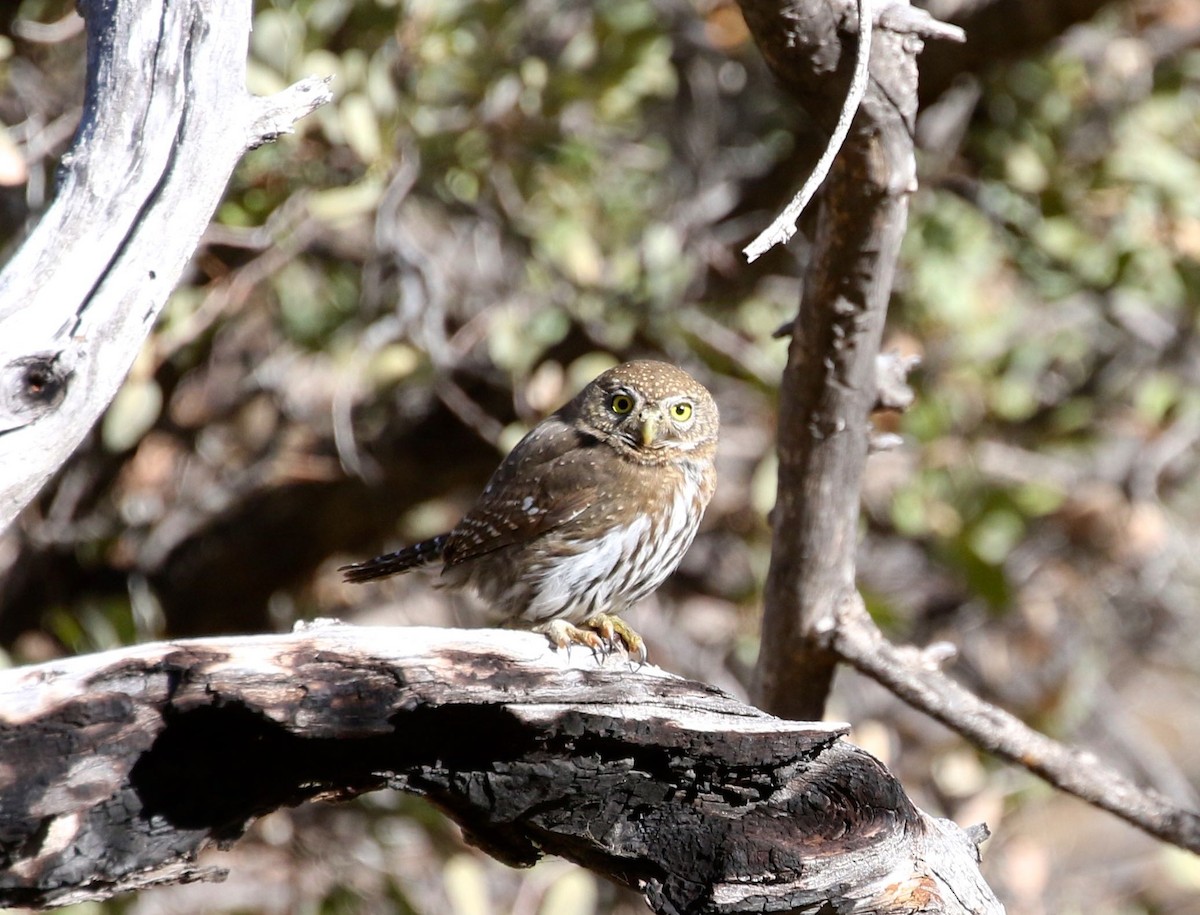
[342,360,719,660]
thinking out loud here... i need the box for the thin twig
[743,0,873,263]
[331,314,404,483]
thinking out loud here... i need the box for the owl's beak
[639,407,664,447]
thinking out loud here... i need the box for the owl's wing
[442,418,602,567]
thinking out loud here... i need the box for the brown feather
[443,418,601,566]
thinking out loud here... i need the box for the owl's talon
[632,640,648,668]
[538,619,606,656]
[594,616,616,645]
[585,613,646,664]
[537,616,646,663]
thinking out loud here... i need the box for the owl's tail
[340,533,449,583]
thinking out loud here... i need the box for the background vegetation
[1,0,1198,912]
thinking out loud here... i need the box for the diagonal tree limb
[0,0,331,530]
[832,594,1200,853]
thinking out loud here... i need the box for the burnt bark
[0,626,1002,913]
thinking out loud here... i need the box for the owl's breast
[497,456,712,626]
[444,441,715,631]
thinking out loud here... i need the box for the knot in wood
[1,352,72,430]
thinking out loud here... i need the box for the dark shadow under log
[0,626,1001,912]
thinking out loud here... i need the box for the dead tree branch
[0,626,1002,913]
[740,0,1200,857]
[743,0,878,261]
[0,0,331,530]
[832,596,1200,853]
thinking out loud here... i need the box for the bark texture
[741,0,924,719]
[0,0,330,528]
[0,626,1001,913]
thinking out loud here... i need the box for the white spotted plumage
[513,460,707,625]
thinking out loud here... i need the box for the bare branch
[0,626,1002,912]
[742,2,965,263]
[741,0,924,720]
[247,76,333,147]
[0,0,331,530]
[832,595,1200,854]
[743,0,874,262]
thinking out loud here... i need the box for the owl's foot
[586,613,647,665]
[536,616,647,664]
[538,620,606,657]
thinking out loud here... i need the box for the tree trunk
[741,0,925,719]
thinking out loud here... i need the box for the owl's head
[568,360,719,458]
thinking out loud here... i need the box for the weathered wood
[0,0,330,529]
[0,625,1002,912]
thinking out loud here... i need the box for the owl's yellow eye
[610,393,634,415]
[670,401,693,422]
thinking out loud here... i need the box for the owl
[341,360,719,661]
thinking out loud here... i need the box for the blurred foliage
[2,0,1200,913]
[890,8,1200,665]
